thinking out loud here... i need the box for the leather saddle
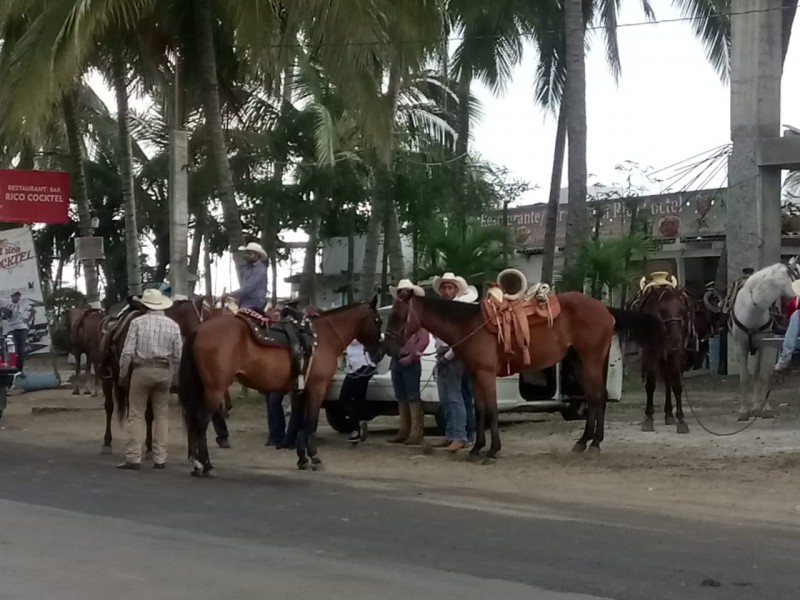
[482,292,561,368]
[99,299,144,377]
[235,302,316,389]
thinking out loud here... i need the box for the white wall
[321,235,414,276]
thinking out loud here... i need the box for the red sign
[0,169,70,224]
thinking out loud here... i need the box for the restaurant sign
[484,189,726,248]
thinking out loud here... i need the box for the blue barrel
[15,372,61,392]
[708,336,720,373]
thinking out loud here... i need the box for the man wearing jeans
[0,291,34,376]
[775,280,800,371]
[431,272,475,452]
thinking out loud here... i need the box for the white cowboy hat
[432,272,469,297]
[792,280,800,297]
[139,288,173,311]
[389,279,425,299]
[456,285,479,303]
[237,242,268,259]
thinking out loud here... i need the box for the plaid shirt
[119,311,183,376]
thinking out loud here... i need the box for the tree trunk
[358,60,403,299]
[17,139,35,169]
[154,230,170,282]
[346,209,356,303]
[195,0,245,270]
[112,51,142,296]
[455,68,471,238]
[188,220,203,295]
[203,237,214,299]
[270,253,278,305]
[61,90,99,303]
[541,102,567,284]
[561,0,589,290]
[298,195,321,305]
[386,200,405,282]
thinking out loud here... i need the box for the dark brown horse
[383,292,661,461]
[178,298,383,476]
[67,307,105,396]
[635,286,694,434]
[101,297,216,455]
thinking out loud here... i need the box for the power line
[266,3,796,50]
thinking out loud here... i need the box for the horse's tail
[607,307,663,357]
[178,332,204,440]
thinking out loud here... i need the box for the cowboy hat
[389,279,425,299]
[237,242,268,259]
[457,285,479,303]
[139,288,173,311]
[432,272,469,297]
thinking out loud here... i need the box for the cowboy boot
[387,402,411,444]
[404,401,425,446]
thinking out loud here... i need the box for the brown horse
[634,286,694,434]
[383,292,661,461]
[67,307,105,396]
[178,298,383,476]
[101,297,218,455]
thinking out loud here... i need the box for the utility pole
[169,52,189,298]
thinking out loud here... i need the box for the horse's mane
[414,295,481,321]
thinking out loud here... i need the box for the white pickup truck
[323,306,624,433]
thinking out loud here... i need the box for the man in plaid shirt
[117,289,183,470]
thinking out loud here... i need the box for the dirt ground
[2,373,800,530]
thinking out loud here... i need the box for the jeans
[462,373,475,442]
[266,391,288,445]
[777,311,800,369]
[391,361,422,402]
[339,366,375,429]
[437,360,467,442]
[11,329,26,373]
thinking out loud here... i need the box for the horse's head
[383,289,421,359]
[643,287,690,348]
[354,295,383,363]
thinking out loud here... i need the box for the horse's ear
[369,294,379,309]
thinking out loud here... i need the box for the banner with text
[0,226,51,354]
[0,169,70,224]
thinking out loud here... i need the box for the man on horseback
[230,242,269,311]
[116,289,183,470]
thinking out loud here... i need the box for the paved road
[0,440,798,600]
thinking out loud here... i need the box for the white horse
[730,259,800,420]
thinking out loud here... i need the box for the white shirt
[0,297,32,331]
[345,340,375,374]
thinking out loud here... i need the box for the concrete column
[727,0,782,285]
[169,130,189,298]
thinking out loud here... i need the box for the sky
[73,3,800,299]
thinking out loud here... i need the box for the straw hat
[237,242,268,259]
[389,279,425,299]
[139,288,173,311]
[432,272,469,297]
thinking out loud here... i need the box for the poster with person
[0,226,51,355]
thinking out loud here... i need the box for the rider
[231,242,269,311]
[431,272,475,452]
[774,279,800,372]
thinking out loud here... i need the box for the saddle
[481,283,561,370]
[235,306,316,389]
[99,304,143,377]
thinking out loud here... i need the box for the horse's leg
[734,337,752,421]
[754,349,775,419]
[673,372,689,434]
[191,413,214,477]
[585,361,608,453]
[642,370,656,432]
[82,353,93,395]
[483,382,502,464]
[664,370,675,425]
[469,374,488,461]
[291,392,309,470]
[101,378,113,454]
[144,400,154,460]
[72,351,82,395]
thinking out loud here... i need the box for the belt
[134,359,170,368]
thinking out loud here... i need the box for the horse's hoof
[216,438,231,449]
[665,415,676,426]
[676,422,690,434]
[481,457,497,466]
[297,462,309,471]
[641,419,655,432]
[100,445,112,455]
[571,442,587,453]
[468,452,482,463]
[587,446,601,455]
[760,409,776,419]
[311,462,325,472]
